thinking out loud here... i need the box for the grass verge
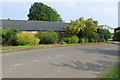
[1,42,111,50]
[100,63,120,79]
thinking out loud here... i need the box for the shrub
[79,38,85,43]
[16,32,40,45]
[62,35,79,44]
[0,27,2,44]
[97,29,111,41]
[2,27,21,45]
[35,31,58,44]
[113,30,120,41]
[89,38,95,43]
[92,32,99,42]
[84,38,89,43]
[59,40,67,44]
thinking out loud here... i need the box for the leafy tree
[113,30,120,41]
[0,27,2,44]
[65,17,85,34]
[84,18,98,39]
[97,29,111,41]
[28,2,63,22]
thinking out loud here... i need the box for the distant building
[1,20,114,33]
[98,25,114,33]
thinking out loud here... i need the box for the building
[0,20,114,33]
[1,20,69,34]
[98,25,114,33]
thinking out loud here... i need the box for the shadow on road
[50,60,116,72]
[80,48,119,57]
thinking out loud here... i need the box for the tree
[113,30,120,41]
[97,29,111,41]
[65,17,85,34]
[28,2,63,22]
[84,18,98,39]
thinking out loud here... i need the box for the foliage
[89,38,95,43]
[113,30,120,41]
[97,29,111,41]
[28,2,63,22]
[2,27,21,45]
[59,40,67,44]
[79,38,85,43]
[65,17,85,34]
[85,18,98,33]
[65,17,98,41]
[91,32,99,42]
[16,32,40,45]
[35,31,58,44]
[100,64,120,79]
[0,27,2,44]
[62,35,79,44]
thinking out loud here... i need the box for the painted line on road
[13,63,24,67]
[47,57,50,59]
[34,60,38,62]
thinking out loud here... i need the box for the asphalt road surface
[2,44,119,78]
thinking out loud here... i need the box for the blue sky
[0,2,118,28]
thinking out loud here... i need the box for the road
[2,44,119,78]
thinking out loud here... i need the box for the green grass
[100,64,120,79]
[1,42,111,50]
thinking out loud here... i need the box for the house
[1,20,69,34]
[1,20,114,34]
[98,25,114,33]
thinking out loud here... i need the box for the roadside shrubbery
[62,35,79,44]
[2,27,21,45]
[35,31,58,44]
[1,17,112,46]
[97,29,111,41]
[16,32,40,45]
[113,30,120,41]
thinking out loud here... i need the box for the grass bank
[100,64,120,79]
[1,42,111,50]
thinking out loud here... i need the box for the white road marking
[13,63,24,67]
[47,57,50,59]
[34,60,38,62]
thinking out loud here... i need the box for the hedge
[35,31,58,44]
[16,32,40,45]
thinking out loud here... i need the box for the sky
[0,0,119,28]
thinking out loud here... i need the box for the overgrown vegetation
[62,35,79,44]
[2,27,21,45]
[100,64,120,79]
[16,32,40,45]
[113,30,120,41]
[35,31,58,44]
[1,17,112,46]
[63,17,111,44]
